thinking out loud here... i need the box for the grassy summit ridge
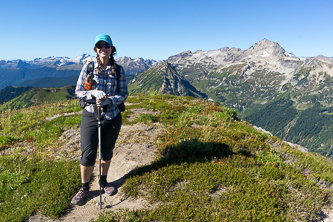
[0,94,333,221]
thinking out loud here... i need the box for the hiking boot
[71,188,90,205]
[100,181,117,196]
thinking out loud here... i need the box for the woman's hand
[96,96,112,107]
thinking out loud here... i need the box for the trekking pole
[81,99,104,209]
[97,106,103,210]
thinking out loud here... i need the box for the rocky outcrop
[159,63,207,98]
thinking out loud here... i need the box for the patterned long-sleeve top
[75,58,128,120]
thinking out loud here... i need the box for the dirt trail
[27,110,163,222]
[58,124,160,222]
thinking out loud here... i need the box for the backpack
[78,61,125,112]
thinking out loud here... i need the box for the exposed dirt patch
[25,109,165,222]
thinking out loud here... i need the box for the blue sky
[0,0,332,61]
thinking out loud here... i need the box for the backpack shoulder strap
[79,61,95,108]
[87,61,94,77]
[115,64,121,91]
[115,63,121,80]
[114,63,126,112]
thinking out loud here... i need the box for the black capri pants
[80,109,122,167]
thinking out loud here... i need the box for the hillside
[2,94,333,221]
[128,39,333,157]
[0,85,75,111]
[0,86,33,103]
[129,61,207,98]
[0,67,80,90]
[116,57,159,77]
[15,76,79,88]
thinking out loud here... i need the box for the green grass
[0,99,82,221]
[0,155,80,221]
[0,100,81,151]
[96,94,333,221]
[94,209,139,222]
[1,93,333,221]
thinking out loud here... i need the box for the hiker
[72,34,128,205]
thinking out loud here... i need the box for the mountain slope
[15,76,79,88]
[129,61,207,98]
[128,39,333,157]
[0,86,33,103]
[115,57,158,77]
[0,67,80,90]
[0,85,75,111]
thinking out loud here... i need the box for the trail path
[26,109,162,222]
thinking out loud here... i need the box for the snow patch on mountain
[166,38,333,92]
[0,55,158,73]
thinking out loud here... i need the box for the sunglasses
[96,44,111,49]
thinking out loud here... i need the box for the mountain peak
[245,38,286,57]
[258,38,276,44]
[250,38,283,50]
[315,55,333,65]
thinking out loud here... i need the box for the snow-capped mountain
[0,54,158,73]
[129,38,333,157]
[71,54,92,64]
[0,55,92,69]
[116,57,159,76]
[0,55,159,92]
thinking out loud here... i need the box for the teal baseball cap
[95,34,112,45]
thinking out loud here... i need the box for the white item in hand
[91,90,105,100]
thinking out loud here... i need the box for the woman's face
[95,41,112,59]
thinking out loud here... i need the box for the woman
[72,34,128,205]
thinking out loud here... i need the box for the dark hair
[93,45,117,75]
